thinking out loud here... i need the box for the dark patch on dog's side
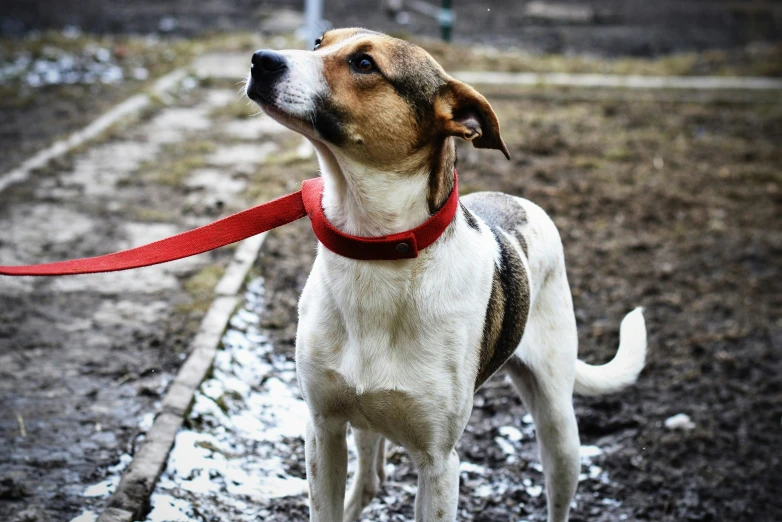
[313,95,348,145]
[462,192,529,257]
[474,229,530,389]
[461,202,480,232]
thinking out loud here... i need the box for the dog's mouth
[246,80,315,137]
[245,79,271,105]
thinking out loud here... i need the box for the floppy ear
[435,80,510,160]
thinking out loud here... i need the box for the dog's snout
[251,50,287,78]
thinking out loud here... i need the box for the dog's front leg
[414,449,460,522]
[306,417,348,522]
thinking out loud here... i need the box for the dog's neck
[312,139,456,238]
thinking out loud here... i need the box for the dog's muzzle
[247,50,288,102]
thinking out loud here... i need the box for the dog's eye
[314,37,322,50]
[354,57,375,73]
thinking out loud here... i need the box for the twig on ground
[16,412,26,438]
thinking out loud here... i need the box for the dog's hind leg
[306,418,348,522]
[413,448,460,522]
[343,429,386,521]
[375,435,387,483]
[507,358,580,522]
[505,269,581,522]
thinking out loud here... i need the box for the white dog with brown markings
[245,28,647,522]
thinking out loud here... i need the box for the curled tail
[574,307,647,396]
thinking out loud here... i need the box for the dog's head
[246,28,509,171]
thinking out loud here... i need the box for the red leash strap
[0,172,459,275]
[0,189,307,276]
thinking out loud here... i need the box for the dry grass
[417,38,782,77]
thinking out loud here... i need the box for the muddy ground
[2,2,780,190]
[4,0,781,55]
[0,18,780,522]
[0,74,312,522]
[244,92,782,521]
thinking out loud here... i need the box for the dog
[245,28,647,522]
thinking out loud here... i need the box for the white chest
[295,222,497,425]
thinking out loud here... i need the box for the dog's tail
[574,307,647,396]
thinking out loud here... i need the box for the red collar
[0,172,459,276]
[302,172,458,261]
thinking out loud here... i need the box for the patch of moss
[184,264,225,295]
[210,98,258,120]
[604,146,634,162]
[130,206,177,222]
[178,264,226,315]
[141,139,215,187]
[422,38,782,77]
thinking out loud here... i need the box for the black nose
[251,50,287,79]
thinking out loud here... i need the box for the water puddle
[68,409,158,521]
[145,277,310,521]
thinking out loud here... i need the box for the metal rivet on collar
[396,242,409,254]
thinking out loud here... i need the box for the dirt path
[0,69,313,521]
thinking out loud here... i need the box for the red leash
[0,173,459,276]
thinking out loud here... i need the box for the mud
[186,92,780,520]
[145,259,612,522]
[4,1,780,56]
[0,78,310,521]
[1,25,780,522]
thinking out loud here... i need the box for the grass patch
[129,206,178,222]
[416,38,782,77]
[209,97,258,120]
[142,139,215,187]
[178,264,226,315]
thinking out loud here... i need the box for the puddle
[70,448,135,522]
[142,275,616,521]
[69,511,99,522]
[143,277,309,521]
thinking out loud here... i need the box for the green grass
[142,140,215,187]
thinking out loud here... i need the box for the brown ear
[435,80,510,160]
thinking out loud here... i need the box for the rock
[664,413,696,431]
